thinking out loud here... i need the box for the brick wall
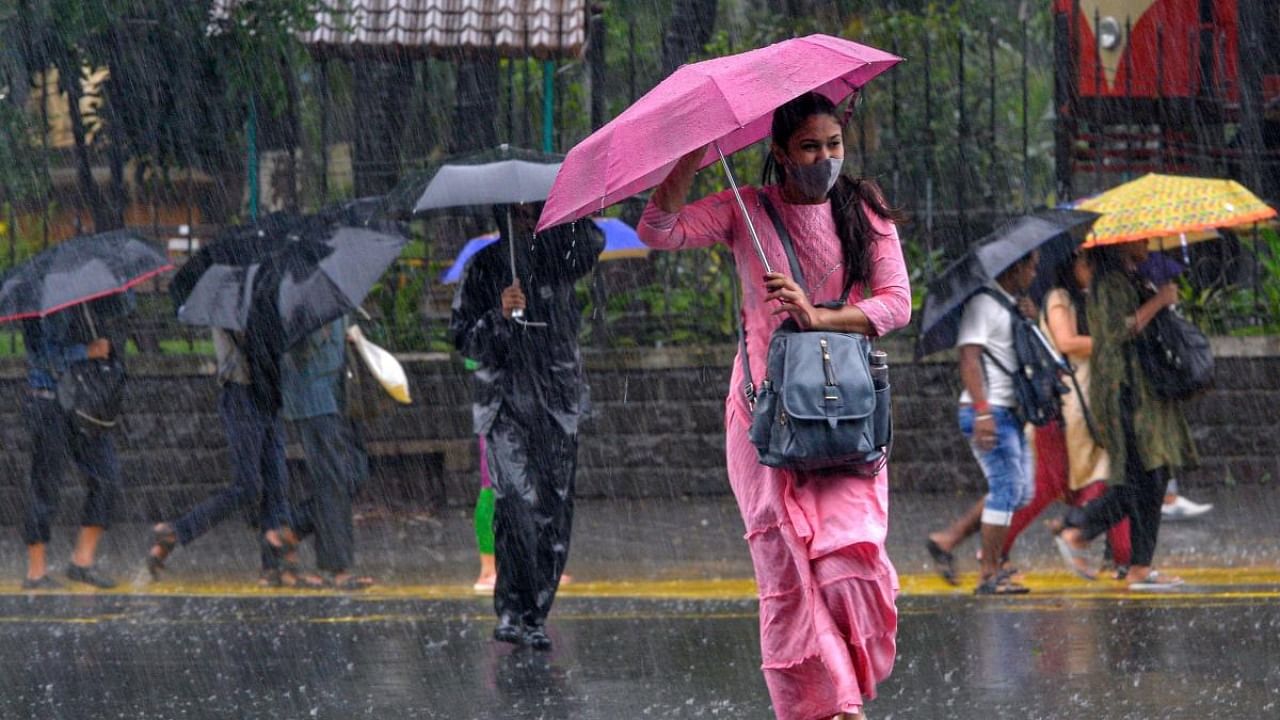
[2,337,1277,522]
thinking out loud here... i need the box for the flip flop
[925,539,959,586]
[1128,570,1185,591]
[327,575,376,591]
[1053,534,1098,581]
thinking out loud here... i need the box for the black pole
[506,57,515,144]
[1093,7,1103,190]
[1238,0,1267,193]
[1124,16,1134,181]
[923,32,936,264]
[988,17,998,215]
[588,4,606,131]
[1022,15,1030,211]
[891,37,900,205]
[956,31,969,244]
[1157,23,1167,170]
[1054,2,1077,203]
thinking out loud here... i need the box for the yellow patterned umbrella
[1079,173,1276,248]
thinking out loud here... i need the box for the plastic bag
[346,324,411,405]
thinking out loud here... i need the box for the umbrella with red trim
[0,229,171,324]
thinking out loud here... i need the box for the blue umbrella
[439,217,646,284]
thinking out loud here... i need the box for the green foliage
[1179,227,1280,336]
[363,266,433,352]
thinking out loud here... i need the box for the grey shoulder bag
[741,195,892,474]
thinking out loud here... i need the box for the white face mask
[784,156,843,201]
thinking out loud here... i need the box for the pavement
[1,485,1278,719]
[0,484,1277,598]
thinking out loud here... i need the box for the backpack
[1135,306,1214,401]
[741,195,892,473]
[977,288,1067,426]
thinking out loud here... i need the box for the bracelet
[975,413,994,421]
[972,400,990,414]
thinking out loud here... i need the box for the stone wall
[2,337,1278,523]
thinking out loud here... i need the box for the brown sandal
[147,523,178,580]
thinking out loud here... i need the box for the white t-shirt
[956,284,1018,409]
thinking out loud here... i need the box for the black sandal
[147,523,178,580]
[925,539,959,586]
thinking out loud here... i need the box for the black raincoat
[450,218,603,631]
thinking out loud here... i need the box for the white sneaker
[1161,495,1213,520]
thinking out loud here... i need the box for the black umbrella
[0,230,171,324]
[174,219,405,348]
[915,211,1099,359]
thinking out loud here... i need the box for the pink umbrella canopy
[536,34,901,231]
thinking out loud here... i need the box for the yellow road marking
[0,568,1275,602]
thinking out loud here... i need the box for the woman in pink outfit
[639,92,911,720]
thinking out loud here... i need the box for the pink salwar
[640,183,911,720]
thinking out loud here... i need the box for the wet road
[3,579,1278,719]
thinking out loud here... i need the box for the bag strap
[737,192,802,408]
[757,194,808,294]
[975,287,1020,379]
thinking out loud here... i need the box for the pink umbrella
[536,33,900,268]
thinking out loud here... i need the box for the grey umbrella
[412,145,562,325]
[915,211,1099,359]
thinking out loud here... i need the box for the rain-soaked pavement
[2,486,1278,719]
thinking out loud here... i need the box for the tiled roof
[212,0,586,59]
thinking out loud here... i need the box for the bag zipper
[820,338,839,400]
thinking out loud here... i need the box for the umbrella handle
[715,142,773,275]
[506,206,525,320]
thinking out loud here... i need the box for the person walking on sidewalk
[146,327,296,582]
[450,201,604,651]
[18,298,129,589]
[640,92,910,720]
[926,250,1041,595]
[261,316,374,589]
[1054,242,1198,590]
[1003,250,1132,577]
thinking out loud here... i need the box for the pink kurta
[640,184,911,720]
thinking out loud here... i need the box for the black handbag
[57,356,127,432]
[741,196,892,473]
[1135,306,1214,400]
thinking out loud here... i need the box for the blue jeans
[174,384,289,545]
[958,405,1033,526]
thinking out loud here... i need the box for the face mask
[784,156,843,201]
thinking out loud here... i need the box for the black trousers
[20,393,121,545]
[1065,393,1170,568]
[485,407,577,629]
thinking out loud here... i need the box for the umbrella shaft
[715,143,772,275]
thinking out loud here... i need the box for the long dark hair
[1048,251,1089,335]
[761,92,896,298]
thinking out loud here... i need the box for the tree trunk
[661,0,718,76]
[60,65,117,233]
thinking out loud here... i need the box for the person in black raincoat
[450,202,604,651]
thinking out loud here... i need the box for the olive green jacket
[1087,272,1199,483]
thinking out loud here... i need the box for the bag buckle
[743,381,756,410]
